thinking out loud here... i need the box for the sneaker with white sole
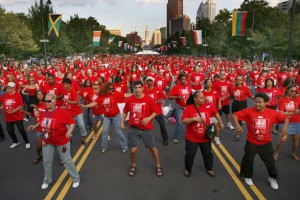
[72,182,80,188]
[25,143,31,149]
[173,139,179,144]
[107,135,111,141]
[23,118,29,122]
[243,177,253,186]
[227,122,235,130]
[10,142,20,149]
[214,137,221,145]
[41,182,52,190]
[268,177,278,190]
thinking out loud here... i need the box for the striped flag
[118,41,123,48]
[193,30,202,45]
[124,43,128,50]
[171,41,177,48]
[232,11,247,37]
[180,37,186,46]
[93,31,101,46]
[48,14,62,38]
[108,37,115,45]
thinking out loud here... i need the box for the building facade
[107,29,121,36]
[152,29,162,46]
[167,0,183,36]
[203,0,216,22]
[170,15,190,35]
[277,0,299,13]
[145,26,151,45]
[126,32,142,45]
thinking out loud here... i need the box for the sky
[0,0,282,40]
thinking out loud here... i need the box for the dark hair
[282,78,295,87]
[178,73,186,80]
[133,80,143,87]
[284,84,297,98]
[62,78,72,84]
[83,79,92,87]
[31,90,45,105]
[48,74,54,79]
[186,91,200,105]
[264,78,275,88]
[117,69,125,76]
[254,93,269,102]
[98,76,105,83]
[99,82,113,95]
[114,75,123,83]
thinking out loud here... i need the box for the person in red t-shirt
[1,82,30,149]
[28,93,80,189]
[82,82,131,152]
[190,65,205,91]
[182,91,224,177]
[144,76,169,145]
[21,77,39,121]
[80,79,93,129]
[168,73,192,143]
[41,74,65,107]
[62,78,87,146]
[22,90,45,164]
[120,80,163,177]
[233,93,288,190]
[274,85,300,161]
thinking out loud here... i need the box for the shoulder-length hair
[99,82,113,95]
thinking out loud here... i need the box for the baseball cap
[145,76,154,81]
[7,82,16,88]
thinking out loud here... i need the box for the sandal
[233,134,240,142]
[292,154,300,161]
[184,170,190,177]
[156,167,163,177]
[207,170,215,177]
[128,166,136,177]
[32,156,42,164]
[272,130,278,135]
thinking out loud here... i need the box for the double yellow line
[44,123,103,200]
[212,143,266,200]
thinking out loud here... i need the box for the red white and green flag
[232,11,247,37]
[118,41,123,48]
[193,30,202,45]
[93,31,101,46]
[180,37,186,46]
[108,37,115,45]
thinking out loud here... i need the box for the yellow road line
[56,126,103,199]
[44,123,101,200]
[212,143,253,200]
[218,144,267,200]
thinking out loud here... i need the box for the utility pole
[287,0,296,67]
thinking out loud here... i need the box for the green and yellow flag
[48,14,62,38]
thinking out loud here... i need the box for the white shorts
[210,117,218,124]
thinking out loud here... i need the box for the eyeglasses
[108,88,114,90]
[44,99,55,103]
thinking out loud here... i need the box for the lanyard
[45,106,56,131]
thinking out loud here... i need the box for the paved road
[0,100,299,200]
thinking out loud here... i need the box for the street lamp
[202,27,208,58]
[40,0,52,69]
[249,0,256,63]
[287,0,296,67]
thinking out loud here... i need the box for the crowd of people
[0,55,299,190]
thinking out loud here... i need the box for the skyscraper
[145,25,150,45]
[167,0,183,36]
[152,29,162,46]
[196,1,204,23]
[203,0,216,22]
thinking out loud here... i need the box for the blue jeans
[42,142,80,184]
[84,108,93,127]
[74,113,87,137]
[173,104,184,140]
[102,114,128,151]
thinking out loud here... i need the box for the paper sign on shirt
[103,97,112,112]
[234,90,241,98]
[253,118,268,141]
[180,88,190,102]
[192,113,204,133]
[131,103,145,124]
[285,102,295,112]
[5,99,15,112]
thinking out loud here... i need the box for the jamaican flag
[48,14,62,38]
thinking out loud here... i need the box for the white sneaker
[268,177,278,190]
[107,135,111,140]
[25,143,31,149]
[122,149,128,153]
[72,182,80,188]
[214,137,221,145]
[41,182,51,190]
[243,178,254,186]
[101,149,108,153]
[10,142,20,149]
[23,118,29,122]
[227,122,235,130]
[173,139,179,144]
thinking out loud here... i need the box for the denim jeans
[155,115,169,140]
[84,108,93,127]
[173,104,184,140]
[102,114,128,151]
[42,142,80,184]
[74,113,87,137]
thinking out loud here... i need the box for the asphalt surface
[0,99,299,200]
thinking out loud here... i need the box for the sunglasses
[94,83,99,85]
[44,99,55,103]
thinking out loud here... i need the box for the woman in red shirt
[182,91,224,177]
[28,93,80,189]
[80,79,93,129]
[21,78,39,122]
[274,85,300,161]
[82,82,131,152]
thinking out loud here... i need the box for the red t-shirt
[86,91,104,115]
[169,84,192,108]
[144,86,166,115]
[182,103,217,143]
[63,88,82,116]
[40,107,75,146]
[190,72,205,90]
[32,103,46,132]
[260,87,281,107]
[2,92,24,122]
[235,108,287,145]
[231,85,252,101]
[42,82,65,107]
[123,94,157,130]
[213,80,231,106]
[202,89,220,109]
[113,82,128,103]
[98,92,124,117]
[278,96,300,123]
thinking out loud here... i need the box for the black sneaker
[163,140,168,146]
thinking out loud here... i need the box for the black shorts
[219,105,230,115]
[231,100,247,114]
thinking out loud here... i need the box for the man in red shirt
[1,82,30,148]
[232,93,289,190]
[120,80,163,177]
[41,74,64,107]
[144,76,169,145]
